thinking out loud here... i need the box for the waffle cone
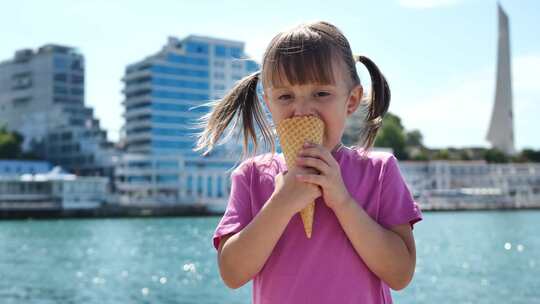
[276,116,324,239]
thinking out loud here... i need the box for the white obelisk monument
[486,3,516,155]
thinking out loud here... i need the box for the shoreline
[1,203,539,220]
[0,204,222,220]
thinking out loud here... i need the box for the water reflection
[0,212,538,303]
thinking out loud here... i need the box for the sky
[1,0,538,150]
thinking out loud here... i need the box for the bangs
[262,30,338,89]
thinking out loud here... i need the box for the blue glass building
[122,35,259,157]
[117,35,259,207]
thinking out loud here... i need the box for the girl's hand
[295,142,352,211]
[272,165,322,217]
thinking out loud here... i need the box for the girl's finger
[300,144,337,169]
[297,156,330,175]
[296,173,327,187]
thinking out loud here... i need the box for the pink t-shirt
[213,145,423,304]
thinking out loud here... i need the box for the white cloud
[398,0,460,9]
[398,54,540,150]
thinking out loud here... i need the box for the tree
[521,149,540,162]
[411,149,430,161]
[405,130,424,147]
[484,148,509,163]
[434,149,450,160]
[0,126,23,159]
[374,112,408,160]
[458,149,471,161]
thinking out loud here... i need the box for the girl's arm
[331,197,416,291]
[217,194,295,289]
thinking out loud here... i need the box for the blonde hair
[194,21,390,160]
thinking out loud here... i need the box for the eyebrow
[269,83,337,90]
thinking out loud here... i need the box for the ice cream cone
[276,115,324,239]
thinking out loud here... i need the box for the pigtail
[193,71,275,159]
[355,55,391,150]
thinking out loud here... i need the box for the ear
[346,84,363,116]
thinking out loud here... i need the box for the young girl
[195,21,423,304]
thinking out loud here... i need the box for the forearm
[332,197,414,290]
[219,194,293,288]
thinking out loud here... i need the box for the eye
[315,91,331,98]
[278,94,292,101]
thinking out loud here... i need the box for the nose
[292,96,317,118]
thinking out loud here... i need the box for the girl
[195,21,423,304]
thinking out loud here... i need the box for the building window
[151,90,209,101]
[11,72,32,90]
[151,65,208,78]
[127,176,151,183]
[207,176,213,197]
[157,175,179,183]
[54,86,68,95]
[215,45,227,57]
[230,47,242,59]
[217,176,223,197]
[54,73,68,82]
[246,60,259,72]
[71,75,84,84]
[12,97,31,107]
[197,175,203,195]
[151,140,190,149]
[151,78,208,90]
[61,132,72,140]
[231,62,243,69]
[71,88,84,95]
[186,42,209,55]
[156,161,179,169]
[214,72,225,79]
[54,57,68,70]
[151,102,208,113]
[71,59,84,71]
[126,88,151,98]
[166,54,208,66]
[152,128,193,137]
[53,97,70,104]
[187,175,193,194]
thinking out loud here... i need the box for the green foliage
[405,129,423,147]
[483,148,509,163]
[0,126,24,159]
[521,149,540,162]
[411,149,430,161]
[434,149,450,160]
[374,112,409,160]
[346,112,539,163]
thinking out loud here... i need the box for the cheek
[321,116,346,137]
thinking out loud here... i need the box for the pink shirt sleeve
[378,155,423,230]
[212,162,253,250]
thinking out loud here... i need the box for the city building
[0,44,119,178]
[117,35,259,206]
[400,160,540,209]
[0,159,52,176]
[0,166,108,212]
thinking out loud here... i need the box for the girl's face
[263,64,363,151]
